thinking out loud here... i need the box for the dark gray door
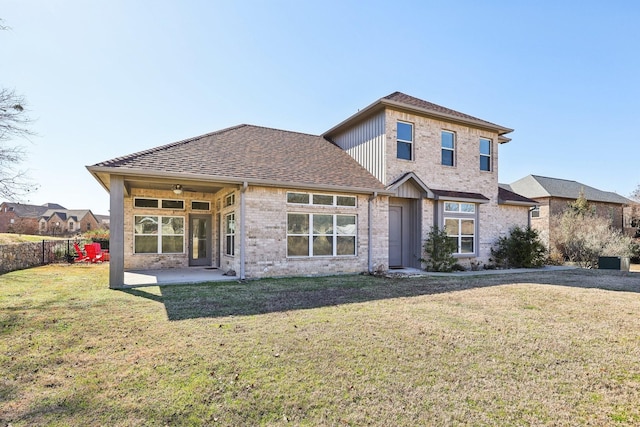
[389,205,403,267]
[189,214,212,266]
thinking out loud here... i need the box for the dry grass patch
[1,265,640,425]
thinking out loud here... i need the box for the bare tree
[630,184,640,202]
[1,20,38,200]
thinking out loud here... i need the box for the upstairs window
[441,131,455,166]
[397,121,413,161]
[480,138,492,171]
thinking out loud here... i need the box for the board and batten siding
[331,111,386,184]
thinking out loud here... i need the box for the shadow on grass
[120,269,640,321]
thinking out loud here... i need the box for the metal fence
[0,239,106,275]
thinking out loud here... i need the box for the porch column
[239,182,247,280]
[109,175,125,289]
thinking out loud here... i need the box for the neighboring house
[0,202,65,234]
[505,174,633,246]
[38,209,102,236]
[87,92,537,288]
[624,202,640,237]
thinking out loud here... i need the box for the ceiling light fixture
[172,184,183,195]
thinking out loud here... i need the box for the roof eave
[498,200,539,207]
[86,166,391,196]
[323,97,513,138]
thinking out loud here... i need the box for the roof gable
[89,124,386,193]
[324,91,513,140]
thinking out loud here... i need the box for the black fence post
[42,240,45,265]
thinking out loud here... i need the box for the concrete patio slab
[124,267,238,287]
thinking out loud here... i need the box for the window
[162,199,184,209]
[134,198,159,208]
[286,192,356,207]
[480,138,492,171]
[134,198,184,209]
[397,121,413,160]
[192,201,210,211]
[445,218,475,254]
[134,215,184,254]
[441,131,455,166]
[225,193,235,207]
[444,202,475,213]
[531,206,540,218]
[287,213,357,257]
[225,213,235,256]
[443,201,477,255]
[69,221,75,231]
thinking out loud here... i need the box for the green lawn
[1,264,640,426]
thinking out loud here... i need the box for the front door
[189,214,212,266]
[389,205,403,267]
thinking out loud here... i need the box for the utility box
[598,256,630,271]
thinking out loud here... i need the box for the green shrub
[421,226,458,272]
[491,226,546,269]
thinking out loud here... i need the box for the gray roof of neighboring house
[90,124,386,193]
[41,209,94,222]
[324,91,513,141]
[506,175,632,205]
[1,202,66,218]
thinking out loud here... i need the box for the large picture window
[134,215,184,254]
[445,218,475,254]
[287,213,356,257]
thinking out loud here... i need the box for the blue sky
[2,1,639,214]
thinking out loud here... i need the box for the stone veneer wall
[0,241,68,274]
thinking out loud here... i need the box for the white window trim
[397,121,414,161]
[480,138,492,172]
[441,201,478,257]
[441,130,456,167]
[224,193,236,208]
[133,197,185,210]
[133,215,185,254]
[225,212,235,256]
[286,192,357,208]
[191,200,211,211]
[287,213,357,258]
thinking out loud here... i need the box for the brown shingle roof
[431,189,490,202]
[92,124,386,191]
[498,186,538,206]
[324,92,513,139]
[383,92,508,130]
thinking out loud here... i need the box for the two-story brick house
[38,209,101,236]
[0,202,65,234]
[88,92,536,288]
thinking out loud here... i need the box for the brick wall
[122,185,386,277]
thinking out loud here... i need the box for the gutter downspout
[240,182,248,280]
[368,191,378,273]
